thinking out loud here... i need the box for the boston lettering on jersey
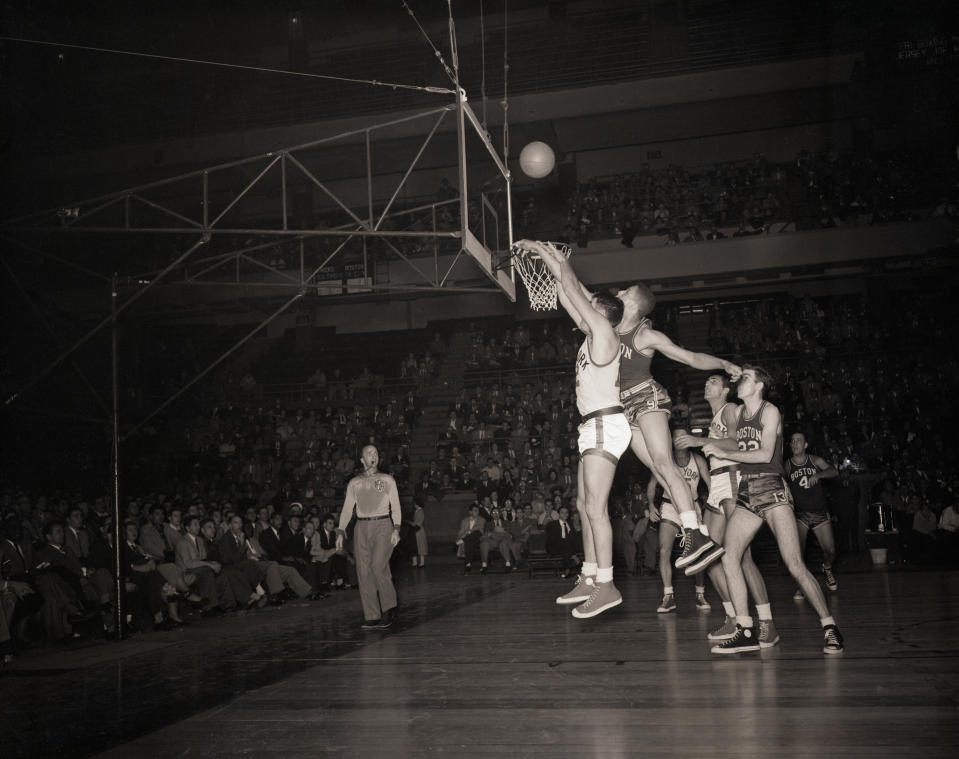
[735,401,783,476]
[786,455,827,512]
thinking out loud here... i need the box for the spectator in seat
[219,515,288,605]
[3,517,78,643]
[121,521,183,630]
[138,504,187,593]
[175,515,237,615]
[201,519,266,608]
[545,505,581,576]
[259,512,291,562]
[312,514,353,590]
[479,507,514,574]
[287,519,328,596]
[937,497,959,557]
[64,506,114,611]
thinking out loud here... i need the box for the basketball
[519,141,555,179]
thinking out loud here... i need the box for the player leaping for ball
[516,239,631,619]
[614,283,741,575]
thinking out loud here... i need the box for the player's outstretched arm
[810,454,839,482]
[636,328,741,380]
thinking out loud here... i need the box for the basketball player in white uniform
[516,240,630,619]
[675,375,778,647]
[646,426,711,614]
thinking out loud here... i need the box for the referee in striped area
[336,445,402,630]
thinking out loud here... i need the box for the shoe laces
[824,626,841,646]
[581,581,604,608]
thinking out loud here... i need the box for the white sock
[821,616,836,628]
[723,601,735,617]
[736,615,754,629]
[756,603,772,621]
[582,561,598,577]
[663,586,674,595]
[695,585,705,595]
[596,567,613,583]
[680,511,699,530]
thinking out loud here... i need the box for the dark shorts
[736,474,794,519]
[621,380,672,427]
[796,510,831,529]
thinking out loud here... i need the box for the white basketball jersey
[708,402,737,470]
[680,457,700,495]
[575,337,622,416]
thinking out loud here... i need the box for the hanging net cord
[510,241,571,311]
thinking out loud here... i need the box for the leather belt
[710,465,739,476]
[356,514,392,521]
[581,405,624,422]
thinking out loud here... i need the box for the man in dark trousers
[336,445,402,630]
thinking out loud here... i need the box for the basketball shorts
[707,466,741,514]
[796,510,831,529]
[578,412,631,464]
[736,473,794,519]
[659,498,703,533]
[620,379,672,427]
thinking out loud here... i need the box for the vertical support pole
[455,89,469,250]
[365,129,374,279]
[202,170,209,230]
[506,171,515,282]
[111,274,123,639]
[432,205,439,284]
[281,153,288,231]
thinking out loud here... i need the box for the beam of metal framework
[2,100,515,300]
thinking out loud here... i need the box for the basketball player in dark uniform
[675,375,777,647]
[615,283,740,576]
[786,432,839,597]
[703,365,844,655]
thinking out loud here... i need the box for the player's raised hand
[723,360,742,381]
[674,432,703,449]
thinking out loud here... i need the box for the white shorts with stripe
[706,465,741,514]
[659,499,703,532]
[577,412,631,465]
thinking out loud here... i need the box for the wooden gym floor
[3,561,957,758]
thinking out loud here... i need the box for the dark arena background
[1,1,958,756]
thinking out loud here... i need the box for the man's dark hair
[743,363,773,393]
[200,518,215,530]
[594,293,625,327]
[43,519,64,538]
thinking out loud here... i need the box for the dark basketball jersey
[786,455,827,513]
[619,318,654,390]
[735,401,783,476]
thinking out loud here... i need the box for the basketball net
[510,240,572,311]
